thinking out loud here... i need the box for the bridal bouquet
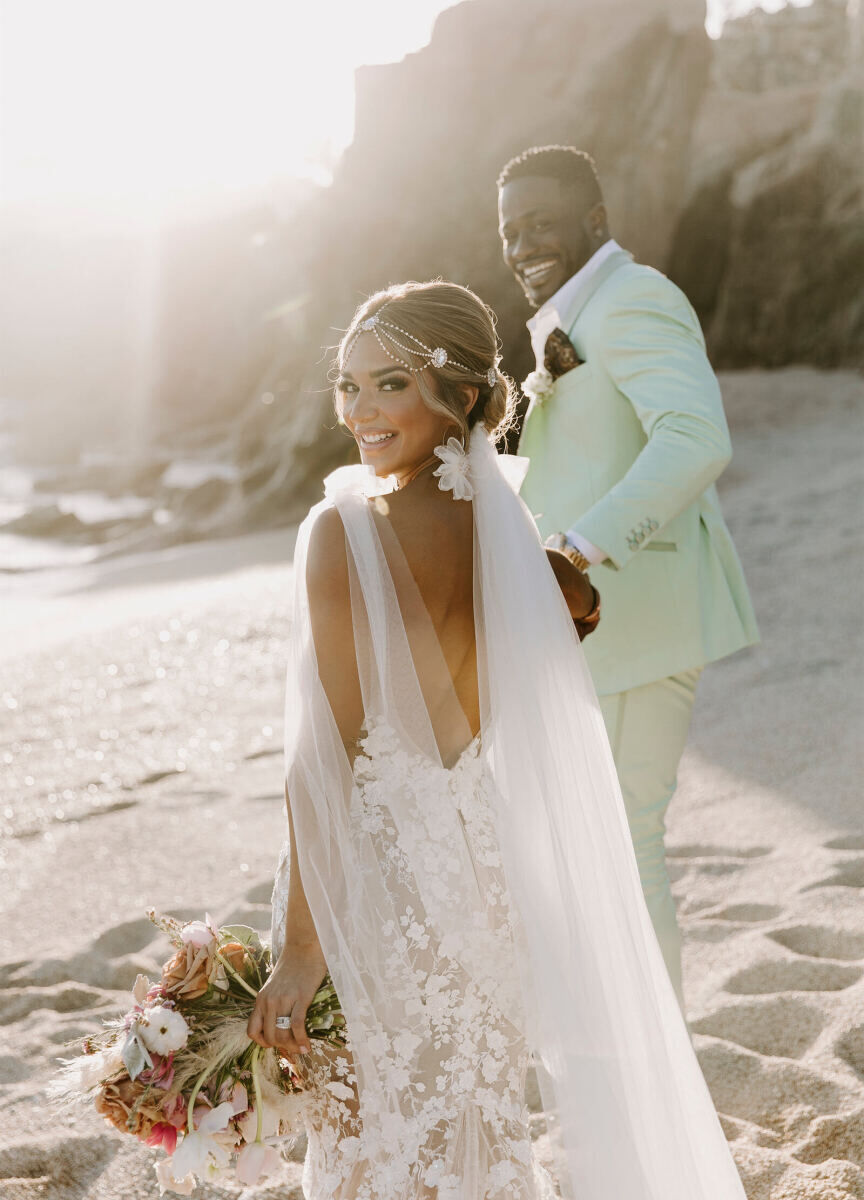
[50,910,345,1195]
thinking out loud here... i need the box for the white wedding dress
[272,428,747,1200]
[291,722,554,1198]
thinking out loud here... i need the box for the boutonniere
[521,367,555,406]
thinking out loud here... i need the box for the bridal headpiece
[343,309,499,389]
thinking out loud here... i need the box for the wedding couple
[248,146,759,1198]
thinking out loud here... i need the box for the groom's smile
[498,176,594,308]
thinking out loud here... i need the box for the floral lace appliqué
[295,721,555,1199]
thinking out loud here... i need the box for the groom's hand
[545,550,601,639]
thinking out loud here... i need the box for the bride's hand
[246,941,328,1056]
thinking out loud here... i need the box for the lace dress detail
[293,721,555,1200]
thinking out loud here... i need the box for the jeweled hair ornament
[343,309,499,388]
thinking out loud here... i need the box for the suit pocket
[644,541,677,552]
[555,362,593,390]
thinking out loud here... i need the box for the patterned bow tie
[543,328,584,379]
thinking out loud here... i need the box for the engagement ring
[275,1015,292,1029]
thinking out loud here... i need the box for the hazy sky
[0,0,812,229]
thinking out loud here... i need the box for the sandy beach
[1,366,862,1200]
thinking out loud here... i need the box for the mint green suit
[519,249,758,1005]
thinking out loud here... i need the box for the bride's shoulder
[305,504,348,590]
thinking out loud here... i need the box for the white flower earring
[433,432,474,501]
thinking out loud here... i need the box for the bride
[247,280,746,1199]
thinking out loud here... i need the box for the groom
[497,145,758,1007]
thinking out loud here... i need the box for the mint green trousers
[599,668,701,1011]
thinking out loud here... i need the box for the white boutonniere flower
[521,367,555,405]
[432,437,474,502]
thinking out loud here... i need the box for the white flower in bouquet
[169,1102,235,1180]
[237,1093,283,1144]
[180,914,218,947]
[433,438,474,501]
[235,1141,283,1186]
[140,1006,189,1055]
[155,1158,196,1196]
[521,367,554,404]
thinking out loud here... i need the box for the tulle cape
[272,426,746,1199]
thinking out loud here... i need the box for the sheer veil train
[272,425,746,1198]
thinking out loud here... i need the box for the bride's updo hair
[337,280,518,446]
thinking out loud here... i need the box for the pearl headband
[343,310,499,389]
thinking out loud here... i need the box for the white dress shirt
[526,240,622,566]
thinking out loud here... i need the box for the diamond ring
[275,1015,292,1030]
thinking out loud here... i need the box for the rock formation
[2,0,860,561]
[151,0,715,537]
[669,0,863,367]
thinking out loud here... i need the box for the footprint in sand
[835,1026,864,1080]
[804,858,864,890]
[244,880,275,905]
[0,1054,32,1083]
[0,985,111,1026]
[2,945,160,992]
[667,843,772,860]
[725,960,862,995]
[691,996,825,1059]
[667,843,771,881]
[91,916,159,957]
[63,799,138,825]
[768,925,864,961]
[0,961,27,987]
[135,767,183,787]
[708,903,782,923]
[0,1135,116,1197]
[823,834,864,852]
[794,1107,864,1169]
[696,1040,845,1139]
[686,923,742,943]
[222,906,271,933]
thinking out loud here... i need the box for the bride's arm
[247,787,326,1055]
[306,507,364,748]
[248,508,361,1053]
[545,548,598,623]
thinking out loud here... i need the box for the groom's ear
[581,201,609,244]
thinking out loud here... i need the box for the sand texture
[1,367,862,1198]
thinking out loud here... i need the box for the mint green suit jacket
[519,249,759,696]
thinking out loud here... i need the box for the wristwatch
[544,532,592,574]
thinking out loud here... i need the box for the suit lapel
[519,249,633,449]
[560,248,633,335]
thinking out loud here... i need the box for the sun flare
[0,0,798,229]
[0,0,447,227]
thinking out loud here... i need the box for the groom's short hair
[497,146,603,208]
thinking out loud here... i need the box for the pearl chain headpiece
[343,310,499,389]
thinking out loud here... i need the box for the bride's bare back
[376,474,480,741]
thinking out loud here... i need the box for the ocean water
[0,456,240,572]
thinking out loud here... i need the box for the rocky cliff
[3,0,861,559]
[150,0,716,540]
[669,0,863,367]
